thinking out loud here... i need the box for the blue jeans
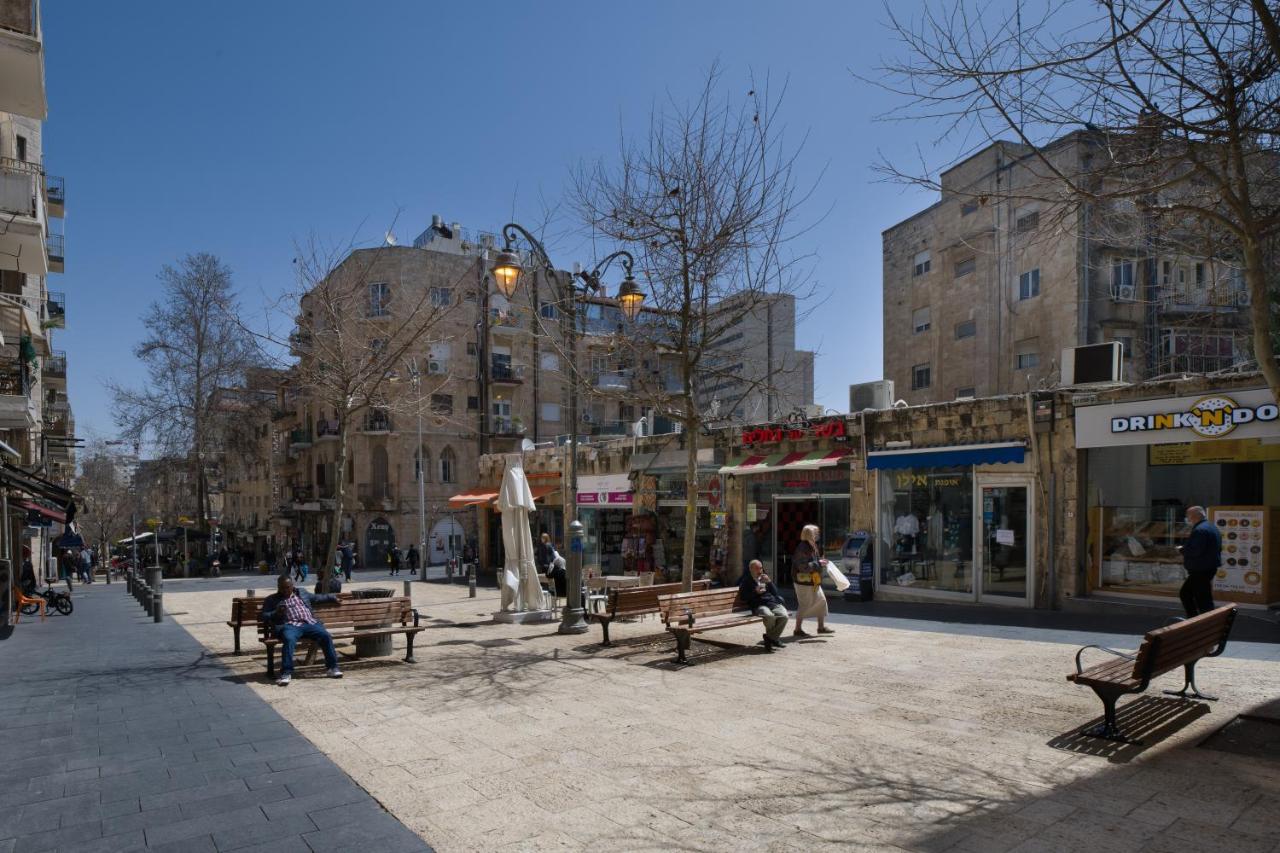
[277,622,337,673]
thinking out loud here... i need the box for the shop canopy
[16,499,66,524]
[448,488,499,509]
[491,482,559,511]
[719,447,852,475]
[117,531,155,544]
[0,459,74,507]
[866,442,1026,471]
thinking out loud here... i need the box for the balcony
[589,420,632,439]
[593,371,631,391]
[491,362,525,384]
[491,416,525,437]
[40,406,65,435]
[1158,287,1245,313]
[44,173,62,217]
[271,408,296,422]
[315,419,340,441]
[41,349,64,379]
[290,484,315,504]
[45,232,62,273]
[357,482,394,510]
[0,0,46,119]
[0,157,46,274]
[0,366,35,428]
[44,290,63,327]
[288,428,312,449]
[362,410,393,434]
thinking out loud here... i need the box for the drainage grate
[1200,715,1280,760]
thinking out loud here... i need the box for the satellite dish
[384,231,398,246]
[520,438,535,453]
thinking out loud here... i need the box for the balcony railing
[45,290,64,327]
[492,416,524,436]
[288,330,312,354]
[1158,287,1245,312]
[0,157,39,218]
[291,485,315,503]
[593,371,631,391]
[357,483,394,504]
[0,0,38,36]
[589,420,632,438]
[42,350,65,377]
[288,428,312,447]
[45,233,63,271]
[42,408,66,434]
[491,363,524,383]
[44,174,63,215]
[363,411,393,433]
[315,419,340,439]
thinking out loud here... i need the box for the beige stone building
[883,134,1253,406]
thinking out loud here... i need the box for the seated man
[315,573,342,595]
[259,576,343,686]
[738,559,789,651]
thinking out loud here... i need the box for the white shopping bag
[824,561,851,591]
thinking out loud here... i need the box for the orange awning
[490,483,561,510]
[448,489,498,509]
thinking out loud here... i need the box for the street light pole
[491,224,644,635]
[407,357,427,583]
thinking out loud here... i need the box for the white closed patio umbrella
[497,453,543,612]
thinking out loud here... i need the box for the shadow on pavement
[1048,695,1212,763]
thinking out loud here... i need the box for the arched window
[439,446,456,484]
[415,445,431,482]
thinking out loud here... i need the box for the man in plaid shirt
[259,576,343,686]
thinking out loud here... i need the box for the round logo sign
[1188,395,1238,438]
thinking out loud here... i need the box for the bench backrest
[605,580,710,618]
[1132,604,1236,682]
[231,597,266,624]
[658,588,746,625]
[255,596,413,640]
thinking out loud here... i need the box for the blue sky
[43,0,973,442]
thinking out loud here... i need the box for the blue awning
[867,442,1026,471]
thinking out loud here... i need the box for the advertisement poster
[1210,507,1266,597]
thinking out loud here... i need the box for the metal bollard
[402,580,411,599]
[126,569,133,595]
[148,569,160,617]
[152,572,163,623]
[468,563,476,598]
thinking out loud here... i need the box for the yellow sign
[145,518,162,527]
[1149,439,1280,466]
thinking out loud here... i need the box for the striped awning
[719,447,852,475]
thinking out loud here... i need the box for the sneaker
[277,673,292,686]
[326,668,343,679]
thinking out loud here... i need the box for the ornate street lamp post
[492,223,644,633]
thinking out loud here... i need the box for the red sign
[741,418,846,446]
[707,476,722,508]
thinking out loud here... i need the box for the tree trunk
[681,417,698,592]
[1243,243,1280,407]
[323,416,350,588]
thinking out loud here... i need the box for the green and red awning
[718,447,852,475]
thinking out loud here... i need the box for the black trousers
[1179,570,1216,618]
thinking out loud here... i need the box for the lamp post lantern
[494,224,644,634]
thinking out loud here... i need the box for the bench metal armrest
[410,608,421,627]
[1074,644,1136,674]
[681,606,696,627]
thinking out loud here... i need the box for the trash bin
[350,587,394,656]
[350,587,393,599]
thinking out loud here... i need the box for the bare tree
[282,238,463,584]
[74,441,135,560]
[574,64,817,590]
[111,254,260,536]
[877,0,1280,401]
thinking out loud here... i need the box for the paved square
[167,580,1280,852]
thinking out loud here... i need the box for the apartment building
[882,134,1253,405]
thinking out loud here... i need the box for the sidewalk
[0,583,430,852]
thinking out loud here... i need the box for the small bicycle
[21,585,73,616]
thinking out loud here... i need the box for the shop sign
[1149,439,1280,466]
[741,417,847,446]
[576,473,632,507]
[707,476,722,508]
[1075,388,1280,448]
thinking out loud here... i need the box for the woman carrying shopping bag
[792,524,834,638]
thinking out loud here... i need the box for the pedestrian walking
[340,541,354,582]
[388,546,400,576]
[792,525,834,638]
[407,544,420,576]
[80,548,92,584]
[1178,505,1222,617]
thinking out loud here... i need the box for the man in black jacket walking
[1178,505,1222,617]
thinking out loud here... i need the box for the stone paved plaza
[154,578,1280,853]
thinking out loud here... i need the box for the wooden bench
[228,596,267,654]
[590,580,710,646]
[1067,604,1236,742]
[658,588,762,665]
[256,596,424,678]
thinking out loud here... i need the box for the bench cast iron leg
[405,632,417,664]
[266,647,276,680]
[674,633,692,666]
[1163,661,1218,701]
[600,619,611,647]
[233,626,241,655]
[1083,689,1141,745]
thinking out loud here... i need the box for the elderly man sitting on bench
[739,559,789,651]
[259,576,343,686]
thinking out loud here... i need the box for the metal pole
[468,561,476,598]
[416,372,427,583]
[559,274,587,634]
[152,569,163,623]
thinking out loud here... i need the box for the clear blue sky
[44,0,970,442]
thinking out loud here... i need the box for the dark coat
[259,590,338,627]
[738,571,784,609]
[1182,520,1222,574]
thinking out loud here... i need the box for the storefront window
[743,467,850,585]
[878,467,973,593]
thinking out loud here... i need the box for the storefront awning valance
[491,483,559,511]
[448,488,498,509]
[17,499,66,523]
[866,442,1026,471]
[719,447,852,475]
[0,459,74,506]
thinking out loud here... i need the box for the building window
[1111,259,1136,299]
[367,283,391,317]
[912,306,931,334]
[439,447,456,484]
[430,287,452,307]
[540,353,560,372]
[912,251,931,277]
[466,395,479,411]
[955,320,977,340]
[415,447,431,482]
[954,257,976,278]
[956,387,975,399]
[368,338,387,356]
[1016,339,1040,370]
[430,394,453,415]
[1114,335,1133,360]
[466,341,477,356]
[960,200,978,216]
[541,403,561,422]
[1014,207,1039,233]
[540,304,557,320]
[911,364,931,390]
[16,135,27,162]
[1018,268,1041,300]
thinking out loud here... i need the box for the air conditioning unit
[1061,342,1123,385]
[1237,290,1251,307]
[427,360,445,374]
[848,380,895,412]
[1116,284,1137,301]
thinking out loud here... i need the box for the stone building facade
[883,133,1254,406]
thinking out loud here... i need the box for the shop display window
[878,467,973,593]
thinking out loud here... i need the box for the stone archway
[365,517,395,570]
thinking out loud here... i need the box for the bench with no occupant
[1066,603,1237,743]
[590,580,711,646]
[255,595,425,679]
[658,588,764,665]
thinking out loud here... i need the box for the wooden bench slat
[589,581,710,646]
[656,588,771,664]
[251,595,423,679]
